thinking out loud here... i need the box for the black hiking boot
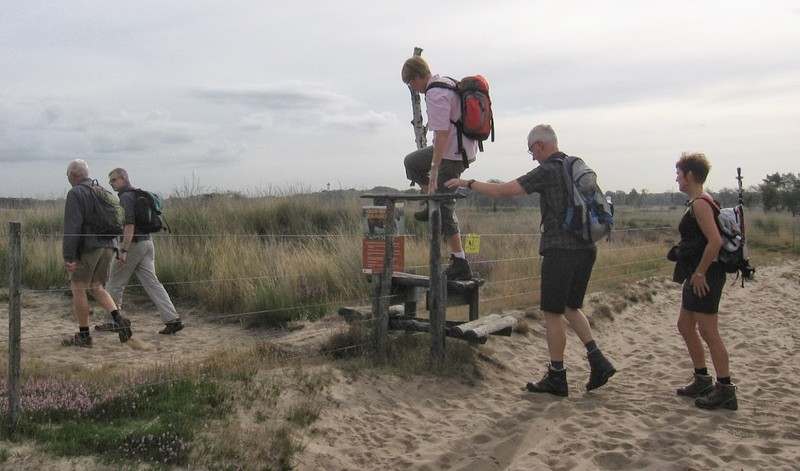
[677,373,714,398]
[413,202,429,222]
[586,349,616,391]
[112,314,133,343]
[696,382,738,411]
[526,365,568,397]
[61,332,93,348]
[159,320,185,335]
[443,255,472,281]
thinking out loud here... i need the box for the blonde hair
[401,56,431,84]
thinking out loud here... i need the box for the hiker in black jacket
[62,159,132,347]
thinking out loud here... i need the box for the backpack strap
[689,195,721,217]
[688,195,723,244]
[426,78,470,169]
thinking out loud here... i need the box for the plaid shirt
[516,152,595,253]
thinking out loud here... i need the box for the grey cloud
[194,81,349,110]
[322,110,397,132]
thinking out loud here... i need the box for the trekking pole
[736,167,745,239]
[736,167,755,279]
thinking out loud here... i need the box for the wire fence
[1,225,676,374]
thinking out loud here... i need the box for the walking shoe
[677,373,713,398]
[112,315,133,343]
[695,382,738,411]
[526,365,568,397]
[62,333,93,348]
[413,202,429,222]
[586,349,616,391]
[159,320,185,335]
[443,255,473,281]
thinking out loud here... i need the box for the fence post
[428,202,445,364]
[6,222,22,434]
[373,199,396,359]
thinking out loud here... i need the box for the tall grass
[1,197,797,326]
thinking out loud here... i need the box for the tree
[759,173,782,212]
[782,173,800,216]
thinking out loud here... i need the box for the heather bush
[0,375,227,467]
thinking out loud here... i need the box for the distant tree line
[759,172,800,216]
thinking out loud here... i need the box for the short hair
[676,152,711,184]
[527,124,558,148]
[67,159,89,179]
[109,167,129,181]
[401,56,431,84]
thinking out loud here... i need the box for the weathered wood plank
[449,314,502,335]
[465,316,518,339]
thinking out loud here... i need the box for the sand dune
[296,262,800,471]
[2,261,799,470]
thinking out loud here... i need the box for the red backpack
[427,75,494,168]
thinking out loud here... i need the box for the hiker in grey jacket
[62,159,132,347]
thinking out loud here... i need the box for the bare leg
[445,232,464,253]
[70,281,91,329]
[564,307,594,344]
[677,308,707,369]
[88,283,119,314]
[696,314,730,378]
[544,312,567,362]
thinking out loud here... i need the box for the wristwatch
[467,179,476,189]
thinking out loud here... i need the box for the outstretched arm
[444,178,526,199]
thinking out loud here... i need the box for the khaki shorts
[71,248,114,284]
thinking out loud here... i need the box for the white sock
[452,252,466,259]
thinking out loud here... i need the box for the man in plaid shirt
[445,124,616,397]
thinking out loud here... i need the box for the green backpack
[125,188,169,233]
[82,180,124,237]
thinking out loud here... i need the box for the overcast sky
[1,0,798,199]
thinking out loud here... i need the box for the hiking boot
[112,315,133,343]
[62,333,93,348]
[413,202,429,222]
[695,382,738,411]
[526,365,568,397]
[159,320,185,335]
[443,255,472,281]
[677,373,713,398]
[586,349,616,391]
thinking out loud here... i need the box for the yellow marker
[465,233,481,254]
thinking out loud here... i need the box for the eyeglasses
[527,141,540,155]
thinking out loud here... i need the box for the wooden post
[372,199,396,359]
[428,201,446,364]
[360,192,464,363]
[6,222,21,434]
[410,47,427,150]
